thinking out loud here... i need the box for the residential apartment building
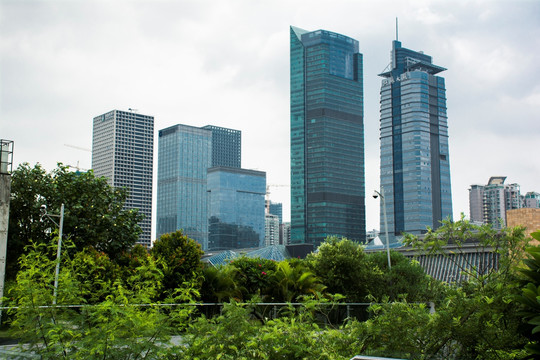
[91,109,154,246]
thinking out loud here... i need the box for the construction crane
[64,144,91,152]
[63,144,91,172]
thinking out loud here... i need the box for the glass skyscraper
[379,40,452,239]
[156,124,211,248]
[290,26,365,246]
[201,125,241,168]
[91,109,154,246]
[207,167,266,250]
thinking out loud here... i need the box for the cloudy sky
[1,0,539,235]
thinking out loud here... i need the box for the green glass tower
[290,26,365,247]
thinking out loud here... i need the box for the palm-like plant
[270,260,326,303]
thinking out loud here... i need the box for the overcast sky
[1,0,539,236]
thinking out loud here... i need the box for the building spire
[396,17,399,41]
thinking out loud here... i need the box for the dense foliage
[7,163,142,279]
[4,209,535,359]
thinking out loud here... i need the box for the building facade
[290,26,365,247]
[507,207,540,241]
[207,167,266,250]
[379,40,452,240]
[156,124,211,248]
[265,213,280,247]
[201,125,241,168]
[469,184,485,224]
[91,109,154,246]
[524,192,540,208]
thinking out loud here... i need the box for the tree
[401,217,529,359]
[366,250,441,303]
[151,230,204,297]
[307,236,374,302]
[226,256,277,301]
[269,259,326,302]
[7,163,142,278]
[8,237,197,359]
[513,231,540,357]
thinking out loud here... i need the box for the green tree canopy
[307,236,374,302]
[7,163,143,279]
[151,230,204,297]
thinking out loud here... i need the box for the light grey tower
[379,40,452,240]
[92,109,154,246]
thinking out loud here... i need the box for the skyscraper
[201,125,241,168]
[156,124,212,248]
[92,109,154,246]
[379,40,452,239]
[290,26,365,247]
[207,167,266,250]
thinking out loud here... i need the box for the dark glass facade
[290,27,365,246]
[207,167,266,250]
[201,125,241,168]
[379,40,452,239]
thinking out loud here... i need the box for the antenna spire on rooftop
[396,17,399,41]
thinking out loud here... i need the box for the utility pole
[0,140,14,325]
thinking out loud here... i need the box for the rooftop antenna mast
[396,17,398,41]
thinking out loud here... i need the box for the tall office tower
[201,125,241,168]
[290,26,365,247]
[92,110,154,246]
[379,40,452,240]
[207,167,266,250]
[156,124,211,248]
[469,184,485,224]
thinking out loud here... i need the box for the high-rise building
[268,202,283,224]
[265,213,280,247]
[290,26,365,247]
[379,40,452,240]
[469,184,485,224]
[469,176,523,229]
[201,125,241,168]
[156,124,212,248]
[207,167,266,250]
[92,109,154,246]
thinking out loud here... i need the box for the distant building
[524,192,540,209]
[207,167,266,250]
[378,40,452,241]
[156,124,211,248]
[265,213,280,246]
[268,202,283,224]
[469,184,485,224]
[469,176,523,229]
[290,26,365,247]
[201,125,241,168]
[282,222,291,246]
[92,109,154,246]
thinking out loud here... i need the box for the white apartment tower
[92,109,154,246]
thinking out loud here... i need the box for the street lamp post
[373,186,391,269]
[40,203,65,305]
